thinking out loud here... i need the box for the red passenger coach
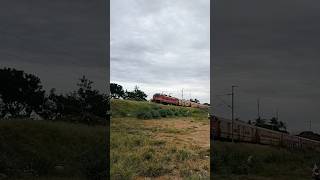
[152,93,179,105]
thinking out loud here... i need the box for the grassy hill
[0,120,107,180]
[212,141,320,180]
[111,99,208,120]
[110,99,210,179]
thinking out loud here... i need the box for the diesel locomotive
[152,93,209,109]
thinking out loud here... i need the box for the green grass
[110,118,209,179]
[213,141,320,180]
[111,99,208,120]
[0,119,107,180]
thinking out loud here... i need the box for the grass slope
[110,99,209,179]
[111,99,208,120]
[213,141,320,180]
[0,120,107,180]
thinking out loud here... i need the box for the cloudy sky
[0,0,107,93]
[212,0,320,133]
[111,0,210,103]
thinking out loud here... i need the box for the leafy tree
[0,68,45,117]
[76,76,108,119]
[124,86,147,101]
[43,76,108,125]
[269,117,279,130]
[279,121,286,130]
[110,83,124,99]
[255,117,266,127]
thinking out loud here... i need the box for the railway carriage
[183,100,191,107]
[199,104,209,109]
[210,115,320,150]
[212,117,258,143]
[190,102,200,108]
[257,127,282,146]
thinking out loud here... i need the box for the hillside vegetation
[0,120,107,180]
[111,99,208,120]
[213,141,320,180]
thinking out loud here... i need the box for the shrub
[174,109,181,116]
[137,111,146,119]
[151,110,160,119]
[159,109,167,117]
[166,110,173,116]
[136,111,153,119]
[176,109,188,117]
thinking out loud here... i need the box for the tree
[279,121,286,130]
[0,68,45,117]
[43,76,108,125]
[76,76,108,118]
[269,117,279,130]
[124,86,147,101]
[255,117,266,127]
[110,83,124,99]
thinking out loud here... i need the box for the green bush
[151,110,160,119]
[176,109,189,117]
[136,111,153,119]
[136,111,145,119]
[166,110,174,116]
[174,110,181,116]
[159,109,167,117]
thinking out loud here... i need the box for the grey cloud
[212,0,320,132]
[0,0,107,92]
[111,0,210,103]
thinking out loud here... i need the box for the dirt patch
[143,118,210,148]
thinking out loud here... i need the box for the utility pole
[231,85,238,142]
[257,98,260,119]
[182,89,184,99]
[309,120,312,131]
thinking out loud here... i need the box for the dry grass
[110,117,210,180]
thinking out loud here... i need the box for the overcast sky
[111,0,210,103]
[0,0,107,93]
[212,0,320,133]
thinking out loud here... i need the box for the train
[210,115,320,150]
[152,93,209,109]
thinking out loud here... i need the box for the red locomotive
[152,93,179,105]
[151,93,209,109]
